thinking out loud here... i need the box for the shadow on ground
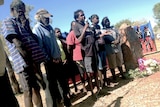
[71,74,133,107]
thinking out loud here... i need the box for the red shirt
[66,31,83,61]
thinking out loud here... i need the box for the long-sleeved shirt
[32,22,61,60]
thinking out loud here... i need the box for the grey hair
[10,0,25,12]
[34,14,41,22]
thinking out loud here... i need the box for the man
[1,1,45,107]
[33,9,71,107]
[0,38,19,107]
[71,9,102,94]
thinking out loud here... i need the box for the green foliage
[114,19,132,29]
[125,68,149,79]
[132,19,147,26]
[125,65,160,79]
[114,18,148,29]
[25,5,34,19]
[153,3,160,27]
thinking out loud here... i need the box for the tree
[153,3,160,27]
[114,18,148,30]
[132,19,147,26]
[114,19,132,29]
[0,0,4,5]
[25,5,34,19]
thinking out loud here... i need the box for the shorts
[107,52,123,69]
[84,56,97,73]
[18,66,40,92]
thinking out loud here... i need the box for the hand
[63,60,67,65]
[84,20,89,29]
[112,40,118,44]
[53,58,61,63]
[100,30,111,37]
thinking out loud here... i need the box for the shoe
[112,76,117,80]
[121,75,126,79]
[64,98,71,107]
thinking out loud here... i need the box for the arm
[12,38,27,59]
[112,30,120,44]
[32,26,46,53]
[77,22,89,42]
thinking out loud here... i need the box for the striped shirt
[1,17,27,73]
[1,17,47,73]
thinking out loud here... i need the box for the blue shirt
[32,22,61,60]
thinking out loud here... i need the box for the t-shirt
[56,38,66,61]
[66,30,83,61]
[104,27,120,55]
[73,21,95,57]
[1,17,27,73]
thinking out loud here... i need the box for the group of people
[0,0,126,107]
[136,26,156,53]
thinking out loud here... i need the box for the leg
[98,70,104,88]
[93,71,100,90]
[57,63,71,107]
[34,63,46,90]
[87,73,94,94]
[6,56,21,94]
[110,68,116,80]
[75,61,87,92]
[23,90,33,107]
[18,72,33,107]
[118,66,126,79]
[7,69,21,94]
[80,73,87,92]
[97,54,104,88]
[107,54,117,80]
[70,75,78,92]
[102,68,110,86]
[45,61,62,107]
[19,65,43,107]
[32,88,43,107]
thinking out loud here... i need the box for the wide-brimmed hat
[36,9,53,17]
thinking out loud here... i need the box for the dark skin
[39,15,50,26]
[10,6,44,107]
[39,15,62,63]
[11,7,29,60]
[75,11,89,42]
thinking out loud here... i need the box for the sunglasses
[56,31,60,33]
[80,14,85,17]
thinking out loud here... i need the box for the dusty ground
[16,39,160,107]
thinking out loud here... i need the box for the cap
[36,9,53,18]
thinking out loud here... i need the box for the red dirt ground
[16,39,160,107]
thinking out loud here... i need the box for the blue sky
[0,0,159,32]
